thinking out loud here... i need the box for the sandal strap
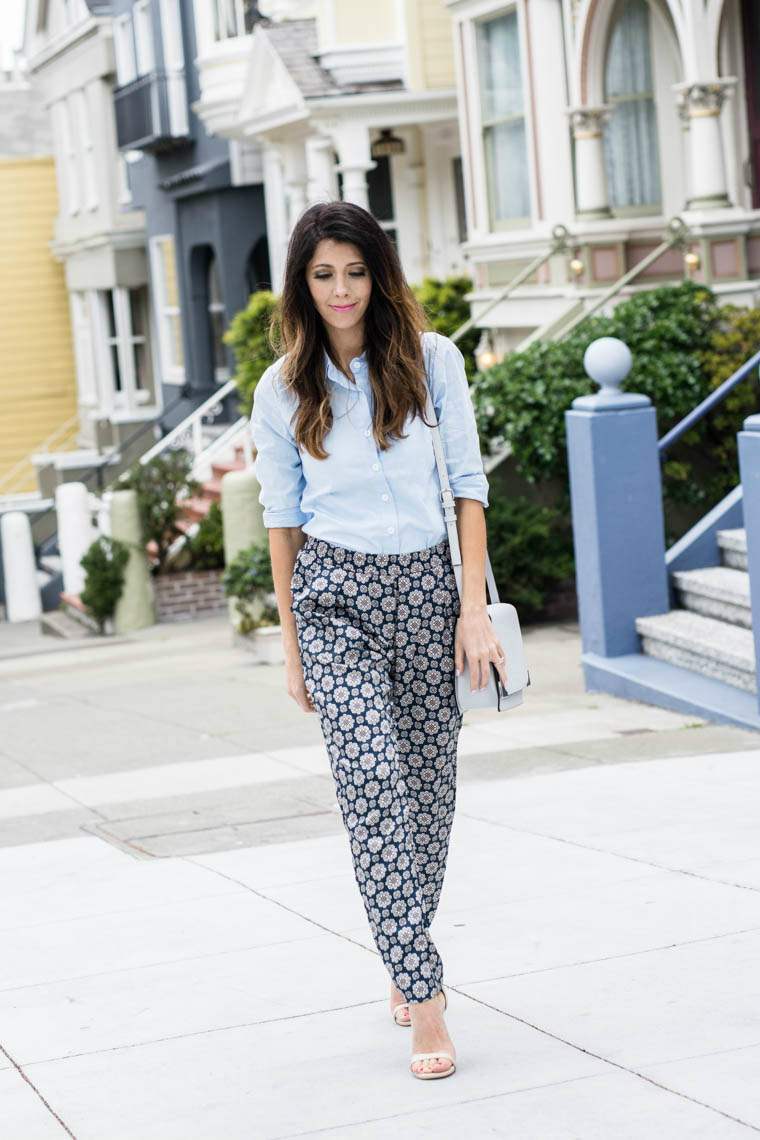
[410,1052,455,1064]
[392,1002,410,1014]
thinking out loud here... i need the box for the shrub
[485,494,575,622]
[223,290,280,418]
[412,276,480,379]
[470,281,722,508]
[223,537,279,633]
[79,535,131,634]
[187,500,225,570]
[117,449,200,574]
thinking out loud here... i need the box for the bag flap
[487,602,529,695]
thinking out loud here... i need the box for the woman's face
[305,239,372,336]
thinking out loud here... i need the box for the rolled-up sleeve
[250,365,309,528]
[429,335,489,507]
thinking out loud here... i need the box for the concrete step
[671,566,751,629]
[39,554,62,575]
[202,477,223,502]
[211,459,246,480]
[718,528,747,570]
[177,496,211,523]
[636,610,756,694]
[40,609,97,639]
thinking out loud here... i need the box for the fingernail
[455,668,461,676]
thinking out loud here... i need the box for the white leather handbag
[422,372,531,714]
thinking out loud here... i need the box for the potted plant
[79,534,131,634]
[223,537,284,663]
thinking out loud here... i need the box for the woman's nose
[334,275,349,296]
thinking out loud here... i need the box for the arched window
[603,0,661,210]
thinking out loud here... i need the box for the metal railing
[659,347,760,457]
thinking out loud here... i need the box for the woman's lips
[330,303,356,311]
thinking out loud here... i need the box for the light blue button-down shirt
[249,330,489,554]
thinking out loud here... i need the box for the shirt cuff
[450,476,489,507]
[262,506,309,528]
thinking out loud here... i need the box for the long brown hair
[273,201,432,459]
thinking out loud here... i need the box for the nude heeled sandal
[392,1000,411,1026]
[409,988,456,1080]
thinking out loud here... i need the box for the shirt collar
[323,349,367,390]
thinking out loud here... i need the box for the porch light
[570,257,585,279]
[371,129,406,158]
[475,330,497,371]
[684,250,700,275]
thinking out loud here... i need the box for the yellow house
[194,0,465,290]
[0,154,78,496]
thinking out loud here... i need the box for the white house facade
[447,0,760,350]
[193,0,469,291]
[24,0,159,469]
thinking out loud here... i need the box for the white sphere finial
[583,337,633,393]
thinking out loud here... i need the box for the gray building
[111,0,270,425]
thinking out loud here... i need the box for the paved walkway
[1,615,759,1138]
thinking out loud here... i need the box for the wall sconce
[371,129,406,159]
[684,250,700,277]
[569,256,585,280]
[475,329,497,371]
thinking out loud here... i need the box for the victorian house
[446,0,760,352]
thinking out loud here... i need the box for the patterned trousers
[290,534,463,1004]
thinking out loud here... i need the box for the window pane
[160,238,180,307]
[134,1,155,75]
[213,0,240,40]
[170,314,184,367]
[105,291,117,339]
[367,155,394,222]
[477,10,523,122]
[130,286,148,337]
[110,345,122,391]
[603,0,661,207]
[484,119,530,222]
[133,342,149,389]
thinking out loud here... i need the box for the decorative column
[673,79,737,210]
[737,415,760,705]
[261,144,289,292]
[567,106,612,219]
[306,136,337,205]
[280,139,309,231]
[565,337,669,658]
[333,122,375,211]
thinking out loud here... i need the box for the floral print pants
[290,534,463,1004]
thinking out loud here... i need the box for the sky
[1,0,26,70]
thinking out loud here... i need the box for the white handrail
[124,378,239,475]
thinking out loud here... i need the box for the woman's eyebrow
[311,261,367,269]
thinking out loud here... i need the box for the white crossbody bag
[422,371,531,714]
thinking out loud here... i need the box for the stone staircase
[635,529,756,694]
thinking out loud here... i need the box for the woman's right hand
[285,654,315,713]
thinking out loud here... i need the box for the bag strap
[421,345,500,607]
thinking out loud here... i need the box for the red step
[211,459,246,479]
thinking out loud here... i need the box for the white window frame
[134,0,156,76]
[158,0,188,137]
[474,5,531,230]
[212,0,246,42]
[94,287,154,414]
[72,88,98,212]
[114,13,137,86]
[149,234,186,385]
[70,292,98,407]
[59,96,79,216]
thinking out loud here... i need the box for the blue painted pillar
[737,415,760,704]
[565,337,669,657]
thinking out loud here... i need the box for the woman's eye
[314,273,331,280]
[349,271,366,277]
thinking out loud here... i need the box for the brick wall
[152,569,227,623]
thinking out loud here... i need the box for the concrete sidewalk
[1,615,759,1138]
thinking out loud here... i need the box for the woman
[250,201,506,1080]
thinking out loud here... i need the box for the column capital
[673,78,737,118]
[566,105,613,139]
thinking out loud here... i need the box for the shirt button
[364,427,371,437]
[387,526,395,534]
[350,359,361,372]
[381,493,389,501]
[372,462,380,471]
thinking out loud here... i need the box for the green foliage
[470,281,723,509]
[186,500,225,570]
[412,275,480,379]
[485,494,575,621]
[79,534,131,634]
[117,449,200,575]
[223,290,280,418]
[222,537,279,633]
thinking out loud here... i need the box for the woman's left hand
[454,604,507,692]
